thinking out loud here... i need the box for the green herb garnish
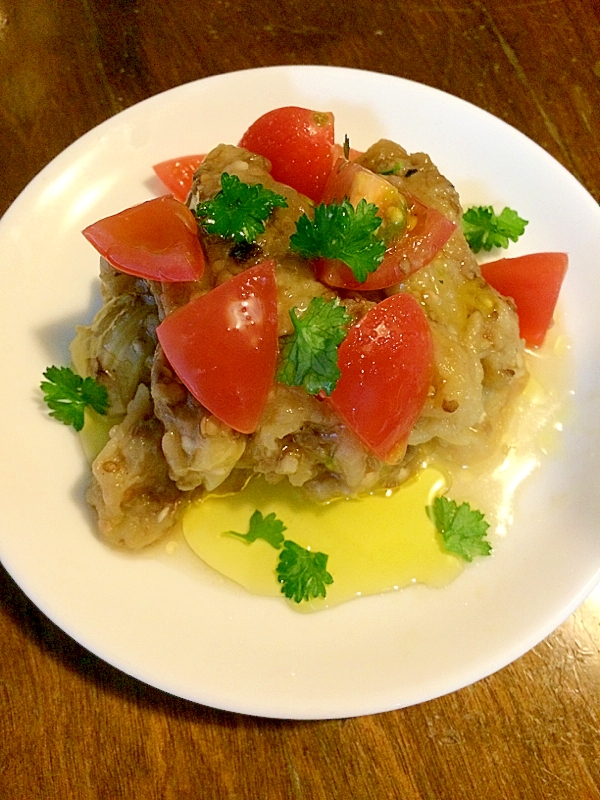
[225,510,333,603]
[277,297,351,396]
[195,172,288,243]
[377,161,404,176]
[428,496,492,562]
[225,509,286,549]
[41,366,109,432]
[276,540,334,603]
[290,198,385,283]
[461,205,528,253]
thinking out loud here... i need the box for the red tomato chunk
[328,293,434,463]
[153,155,205,202]
[82,195,205,283]
[239,106,335,203]
[316,159,456,290]
[156,261,279,434]
[480,252,568,348]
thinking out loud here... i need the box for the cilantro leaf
[290,198,385,283]
[195,172,288,243]
[225,509,286,549]
[41,366,109,432]
[276,540,334,603]
[461,205,528,253]
[428,496,492,562]
[277,297,351,396]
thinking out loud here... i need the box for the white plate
[1,66,600,720]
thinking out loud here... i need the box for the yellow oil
[182,466,463,611]
[79,407,120,462]
[181,320,572,612]
[78,314,572,613]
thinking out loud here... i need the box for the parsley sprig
[225,510,286,548]
[290,198,386,283]
[226,510,333,603]
[41,366,109,432]
[276,540,333,603]
[462,205,528,253]
[195,173,288,243]
[428,496,492,562]
[277,297,351,396]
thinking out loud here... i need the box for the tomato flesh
[480,252,568,348]
[82,195,205,283]
[156,261,278,434]
[315,160,456,290]
[153,155,205,202]
[328,293,434,463]
[331,143,363,161]
[239,106,335,203]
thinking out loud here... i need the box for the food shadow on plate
[35,280,104,363]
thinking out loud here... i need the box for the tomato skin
[156,261,278,434]
[328,293,434,463]
[82,195,205,283]
[153,155,205,202]
[315,160,456,290]
[331,143,363,161]
[321,157,359,201]
[480,252,568,348]
[238,106,335,202]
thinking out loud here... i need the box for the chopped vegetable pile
[40,104,569,604]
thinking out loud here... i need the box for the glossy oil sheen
[183,466,462,611]
[181,324,572,612]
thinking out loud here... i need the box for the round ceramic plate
[1,66,599,720]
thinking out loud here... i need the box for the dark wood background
[1,1,600,797]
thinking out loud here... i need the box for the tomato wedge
[156,261,278,434]
[82,195,205,283]
[238,106,335,203]
[480,252,568,348]
[315,159,456,291]
[328,293,434,463]
[153,155,205,202]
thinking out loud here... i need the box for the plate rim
[1,65,600,719]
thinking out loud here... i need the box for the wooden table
[2,1,599,797]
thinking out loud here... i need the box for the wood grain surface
[1,1,600,797]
